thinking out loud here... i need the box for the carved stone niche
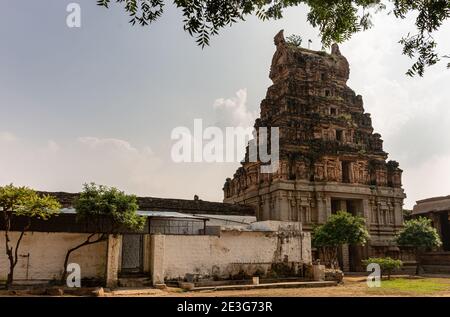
[387,160,403,188]
[325,159,339,182]
[314,162,326,181]
[370,133,384,151]
[223,178,232,198]
[362,113,372,126]
[352,161,368,184]
[390,170,402,188]
[295,160,308,180]
[376,168,388,187]
[279,160,289,180]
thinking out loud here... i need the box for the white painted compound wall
[158,229,311,281]
[0,231,107,282]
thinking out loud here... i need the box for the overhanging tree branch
[97,0,450,76]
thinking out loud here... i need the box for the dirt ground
[3,275,450,297]
[158,275,450,297]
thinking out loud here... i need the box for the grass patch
[368,278,450,295]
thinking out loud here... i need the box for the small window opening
[336,130,344,142]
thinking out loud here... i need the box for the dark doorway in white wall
[121,234,144,275]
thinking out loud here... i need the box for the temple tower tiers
[223,30,406,267]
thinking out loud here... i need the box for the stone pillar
[257,198,263,221]
[363,199,371,227]
[279,192,290,221]
[105,234,122,288]
[312,264,325,281]
[325,197,332,221]
[339,200,347,212]
[150,234,165,285]
[316,194,327,224]
[393,199,403,227]
[262,196,271,220]
[302,232,312,264]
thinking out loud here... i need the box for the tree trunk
[3,212,13,290]
[321,246,339,269]
[334,246,339,270]
[60,233,106,284]
[6,247,14,289]
[4,219,30,289]
[415,249,421,275]
[328,246,336,269]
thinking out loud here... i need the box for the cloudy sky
[1,1,449,208]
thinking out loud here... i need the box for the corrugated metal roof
[60,208,208,220]
[60,208,76,214]
[137,210,208,220]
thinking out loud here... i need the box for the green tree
[97,0,450,76]
[362,257,403,279]
[312,211,370,269]
[0,184,60,289]
[61,183,146,284]
[403,208,413,221]
[396,217,442,275]
[286,34,303,47]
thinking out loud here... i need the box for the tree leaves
[97,0,450,76]
[362,257,402,278]
[394,0,450,76]
[396,217,442,250]
[74,183,146,232]
[97,0,164,27]
[286,34,303,47]
[0,184,61,220]
[312,211,370,248]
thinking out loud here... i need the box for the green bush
[396,217,442,275]
[362,257,403,279]
[312,211,370,269]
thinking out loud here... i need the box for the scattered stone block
[92,287,105,297]
[179,282,195,290]
[29,287,47,296]
[312,264,326,281]
[325,269,344,283]
[154,283,167,290]
[46,288,64,296]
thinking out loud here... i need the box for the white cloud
[0,131,17,143]
[403,155,450,207]
[340,10,450,209]
[0,132,238,202]
[213,88,257,128]
[0,133,164,195]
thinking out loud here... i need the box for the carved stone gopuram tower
[223,31,406,267]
